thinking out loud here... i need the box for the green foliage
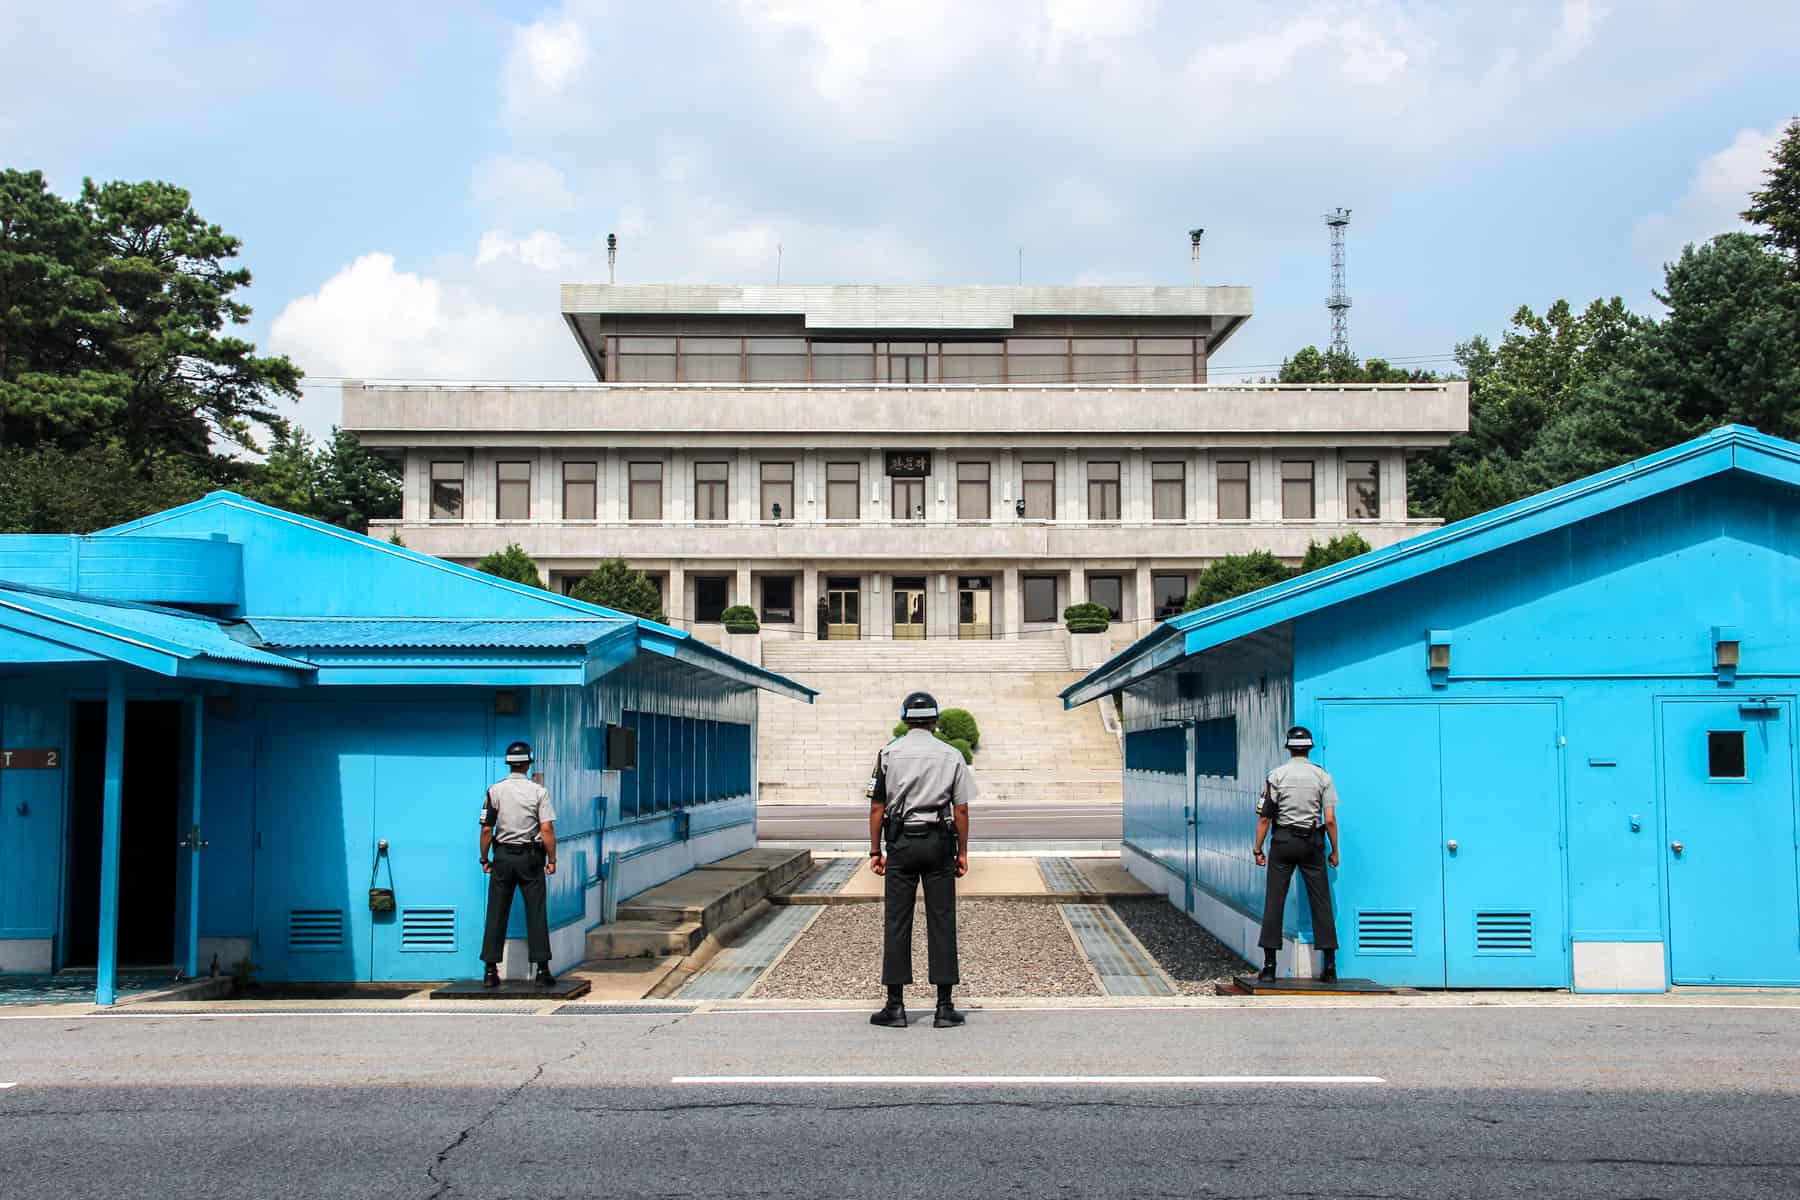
[1743,117,1800,267]
[720,604,760,632]
[239,421,401,534]
[1298,531,1373,574]
[475,543,545,589]
[1062,601,1111,632]
[1184,550,1292,612]
[0,443,209,533]
[569,558,665,622]
[893,721,909,739]
[888,718,977,759]
[387,529,406,546]
[1277,345,1438,384]
[946,737,974,765]
[937,708,980,750]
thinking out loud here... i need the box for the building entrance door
[957,577,993,640]
[1662,698,1799,985]
[826,579,861,640]
[892,577,927,640]
[892,479,925,522]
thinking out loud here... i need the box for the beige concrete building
[345,284,1467,646]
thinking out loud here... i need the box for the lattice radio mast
[1324,208,1351,357]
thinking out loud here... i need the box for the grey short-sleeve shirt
[483,774,556,844]
[867,729,976,824]
[1259,759,1337,829]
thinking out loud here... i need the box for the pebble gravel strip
[1107,898,1254,994]
[750,899,1101,1001]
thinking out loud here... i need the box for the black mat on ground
[431,977,592,1000]
[1232,975,1399,996]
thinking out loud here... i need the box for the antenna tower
[1324,208,1351,357]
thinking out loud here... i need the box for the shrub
[893,721,909,739]
[1298,531,1373,574]
[937,708,979,750]
[720,604,760,633]
[569,558,665,622]
[1184,551,1292,612]
[946,737,974,764]
[1063,601,1111,633]
[475,543,544,589]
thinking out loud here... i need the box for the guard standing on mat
[478,740,558,988]
[867,691,974,1029]
[1252,725,1340,983]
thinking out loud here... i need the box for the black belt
[1275,824,1321,835]
[901,822,945,835]
[494,841,543,852]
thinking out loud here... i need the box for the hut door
[1662,698,1799,985]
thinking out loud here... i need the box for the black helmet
[900,692,940,722]
[1284,725,1314,751]
[504,740,534,766]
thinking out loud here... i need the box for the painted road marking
[672,1075,1386,1086]
[1,1082,17,1089]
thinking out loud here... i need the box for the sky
[2,0,1795,438]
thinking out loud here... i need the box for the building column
[801,567,820,640]
[1002,565,1021,638]
[870,571,890,641]
[1070,567,1087,606]
[96,669,126,1006]
[936,572,953,640]
[667,564,686,628]
[182,694,204,981]
[1134,563,1153,631]
[735,563,752,611]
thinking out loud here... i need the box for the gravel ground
[750,900,1101,1001]
[1108,898,1254,995]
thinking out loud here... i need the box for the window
[1708,730,1747,779]
[761,461,794,521]
[1023,575,1058,624]
[941,342,1004,383]
[761,576,796,624]
[892,477,925,521]
[1281,460,1315,519]
[1088,461,1121,521]
[1153,573,1189,619]
[430,461,464,520]
[496,461,531,520]
[615,336,676,382]
[1346,459,1380,520]
[1087,575,1123,622]
[680,337,741,383]
[629,461,663,520]
[694,577,729,624]
[1152,460,1186,520]
[695,461,729,521]
[826,462,859,519]
[885,341,933,383]
[1137,337,1196,385]
[1006,337,1068,383]
[956,460,990,519]
[562,461,596,520]
[1021,461,1056,519]
[1217,459,1249,520]
[747,337,808,383]
[1073,338,1132,384]
[812,342,876,383]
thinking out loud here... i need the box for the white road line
[1,1082,17,1089]
[671,1075,1385,1086]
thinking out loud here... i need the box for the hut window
[1707,730,1746,779]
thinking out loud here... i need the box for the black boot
[870,1000,908,1027]
[933,984,965,1028]
[1257,950,1277,982]
[534,963,555,987]
[482,963,500,989]
[1317,951,1337,984]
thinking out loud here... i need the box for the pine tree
[475,543,545,589]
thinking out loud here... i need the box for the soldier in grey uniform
[867,691,974,1029]
[1252,725,1340,982]
[478,740,558,987]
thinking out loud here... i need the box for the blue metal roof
[247,616,633,649]
[0,584,310,679]
[1063,425,1800,708]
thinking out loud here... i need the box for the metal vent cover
[1356,910,1414,956]
[287,909,345,952]
[1475,911,1534,955]
[400,907,458,952]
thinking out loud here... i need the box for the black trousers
[482,842,551,965]
[882,827,959,986]
[1259,826,1338,952]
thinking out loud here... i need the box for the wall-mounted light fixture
[1712,625,1740,685]
[1426,630,1452,688]
[494,690,518,715]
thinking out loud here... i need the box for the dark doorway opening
[65,701,183,967]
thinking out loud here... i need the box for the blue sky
[3,0,1795,436]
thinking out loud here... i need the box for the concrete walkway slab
[836,855,1048,898]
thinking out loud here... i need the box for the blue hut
[1065,426,1800,992]
[0,494,812,1002]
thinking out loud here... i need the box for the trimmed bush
[892,721,909,739]
[937,708,979,750]
[721,604,760,634]
[1063,601,1111,633]
[475,543,544,589]
[946,737,974,765]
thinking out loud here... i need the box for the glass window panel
[761,461,794,520]
[1088,461,1121,521]
[1088,575,1123,621]
[747,354,809,382]
[761,575,796,624]
[1137,338,1195,354]
[1089,461,1120,481]
[1072,352,1132,383]
[1708,730,1746,778]
[1217,459,1250,520]
[563,461,597,520]
[1021,460,1056,519]
[629,461,662,520]
[619,337,677,352]
[695,461,729,521]
[615,354,676,382]
[1005,339,1068,383]
[680,336,741,382]
[1137,354,1194,384]
[694,577,729,624]
[1281,460,1315,519]
[430,461,464,520]
[892,477,925,521]
[956,460,990,519]
[1073,338,1132,353]
[1023,575,1058,624]
[1153,574,1189,620]
[826,462,859,519]
[1346,459,1380,520]
[810,342,876,383]
[940,343,1004,382]
[747,338,807,353]
[496,461,531,520]
[1152,460,1185,520]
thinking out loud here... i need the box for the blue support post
[96,670,126,1006]
[184,694,204,980]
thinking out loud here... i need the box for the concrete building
[1065,426,1800,993]
[0,494,810,1001]
[345,285,1468,647]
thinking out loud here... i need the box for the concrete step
[588,847,812,961]
[584,918,705,959]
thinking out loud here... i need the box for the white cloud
[1561,0,1599,41]
[475,229,578,272]
[1635,124,1782,263]
[503,10,594,119]
[473,156,578,218]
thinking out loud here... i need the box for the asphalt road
[759,800,1122,843]
[4,1003,1798,1198]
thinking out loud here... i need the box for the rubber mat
[1060,903,1175,996]
[1037,857,1093,893]
[785,856,862,895]
[677,904,824,1000]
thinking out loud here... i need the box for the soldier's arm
[1322,777,1339,866]
[479,793,495,872]
[541,820,557,874]
[867,752,888,870]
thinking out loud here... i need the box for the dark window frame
[1707,730,1748,779]
[1281,459,1316,520]
[825,461,860,520]
[760,460,794,521]
[1087,574,1124,622]
[628,460,664,521]
[496,460,532,520]
[1152,573,1189,620]
[1021,460,1056,519]
[1217,459,1250,521]
[429,460,465,521]
[956,460,991,520]
[1151,460,1186,520]
[1022,574,1058,624]
[760,575,797,624]
[694,460,730,522]
[693,575,730,624]
[1346,458,1380,520]
[562,460,597,520]
[1087,461,1121,521]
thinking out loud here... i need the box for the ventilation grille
[1356,910,1415,955]
[401,907,458,952]
[1475,911,1533,955]
[287,909,345,952]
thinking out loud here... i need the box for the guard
[867,691,974,1029]
[478,740,558,987]
[1252,725,1340,982]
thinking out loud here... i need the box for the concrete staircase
[758,640,1122,806]
[586,847,812,960]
